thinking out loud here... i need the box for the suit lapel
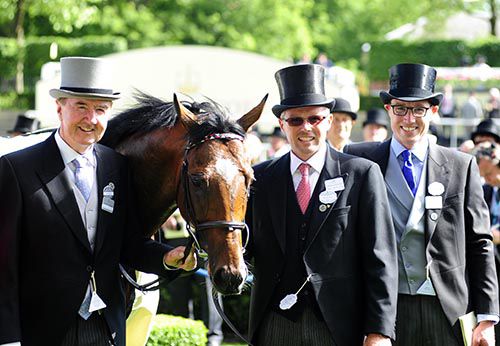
[306,147,343,249]
[267,154,289,254]
[36,135,91,252]
[94,145,120,256]
[368,140,391,175]
[425,144,450,243]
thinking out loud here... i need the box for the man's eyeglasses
[282,115,327,127]
[390,105,430,118]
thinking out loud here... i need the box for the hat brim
[380,91,443,106]
[332,110,357,120]
[272,100,335,118]
[363,120,388,128]
[49,88,121,100]
[471,130,500,143]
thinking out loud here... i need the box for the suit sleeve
[358,162,398,339]
[465,157,499,316]
[0,156,22,343]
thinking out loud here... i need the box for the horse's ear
[237,94,268,132]
[174,93,197,129]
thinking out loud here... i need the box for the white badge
[279,294,297,310]
[427,182,444,196]
[103,182,115,197]
[324,177,345,192]
[101,196,115,213]
[89,292,107,312]
[425,196,442,209]
[319,190,337,204]
[416,279,436,296]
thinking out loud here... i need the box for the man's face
[57,98,112,153]
[386,100,438,149]
[473,135,498,145]
[363,124,388,142]
[327,113,354,142]
[279,106,332,161]
[478,158,500,186]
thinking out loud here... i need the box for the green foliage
[0,91,34,109]
[366,39,499,80]
[147,314,208,346]
[0,37,17,79]
[360,95,383,112]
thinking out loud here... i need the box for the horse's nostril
[213,267,245,295]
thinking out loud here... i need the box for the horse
[100,93,267,295]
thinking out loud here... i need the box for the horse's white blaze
[215,158,239,183]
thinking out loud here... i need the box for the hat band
[60,86,115,95]
[281,93,328,106]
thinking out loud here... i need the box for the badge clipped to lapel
[318,177,345,212]
[101,182,115,214]
[425,181,444,210]
[89,271,107,313]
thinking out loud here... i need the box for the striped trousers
[256,306,336,346]
[394,294,461,346]
[61,313,113,346]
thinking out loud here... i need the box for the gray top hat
[49,57,120,100]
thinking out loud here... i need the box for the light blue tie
[78,288,92,320]
[401,150,417,196]
[73,156,91,202]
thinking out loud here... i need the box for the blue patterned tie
[73,156,91,202]
[401,150,417,196]
[78,288,92,320]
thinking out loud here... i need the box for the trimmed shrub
[147,314,208,346]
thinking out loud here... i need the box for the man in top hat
[345,63,498,345]
[0,57,196,346]
[7,114,41,137]
[246,63,398,346]
[268,126,290,158]
[326,97,357,152]
[363,108,389,142]
[472,118,500,146]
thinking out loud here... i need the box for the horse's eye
[189,174,206,188]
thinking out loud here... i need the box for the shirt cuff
[1,343,21,346]
[477,314,500,324]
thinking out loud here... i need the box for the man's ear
[384,104,391,111]
[431,105,439,113]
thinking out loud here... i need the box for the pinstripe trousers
[256,306,336,346]
[393,295,461,346]
[61,313,112,346]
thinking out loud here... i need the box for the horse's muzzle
[212,264,247,295]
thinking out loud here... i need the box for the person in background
[362,108,389,142]
[326,97,357,152]
[439,84,455,118]
[345,63,498,346]
[487,87,500,119]
[268,126,290,158]
[474,141,500,345]
[461,91,483,120]
[247,63,398,346]
[460,118,500,154]
[0,57,196,346]
[6,114,41,137]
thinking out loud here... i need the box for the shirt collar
[54,129,96,167]
[290,143,327,175]
[391,135,429,163]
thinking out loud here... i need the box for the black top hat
[380,63,443,106]
[272,64,335,117]
[270,126,286,139]
[8,115,40,134]
[471,119,500,143]
[331,98,357,120]
[363,108,388,128]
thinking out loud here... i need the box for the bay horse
[100,93,267,295]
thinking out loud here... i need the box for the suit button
[301,223,307,228]
[430,212,438,221]
[86,265,93,272]
[401,246,408,252]
[274,273,280,281]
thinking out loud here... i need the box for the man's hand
[472,320,495,346]
[163,245,197,271]
[364,333,391,346]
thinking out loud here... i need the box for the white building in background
[34,45,359,133]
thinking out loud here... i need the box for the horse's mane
[100,92,245,148]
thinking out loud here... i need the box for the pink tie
[296,163,311,214]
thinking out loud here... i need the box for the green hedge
[147,314,208,346]
[367,39,500,81]
[0,35,128,92]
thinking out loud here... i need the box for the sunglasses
[282,115,327,127]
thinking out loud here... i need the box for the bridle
[181,132,250,260]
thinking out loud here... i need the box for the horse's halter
[181,132,250,260]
